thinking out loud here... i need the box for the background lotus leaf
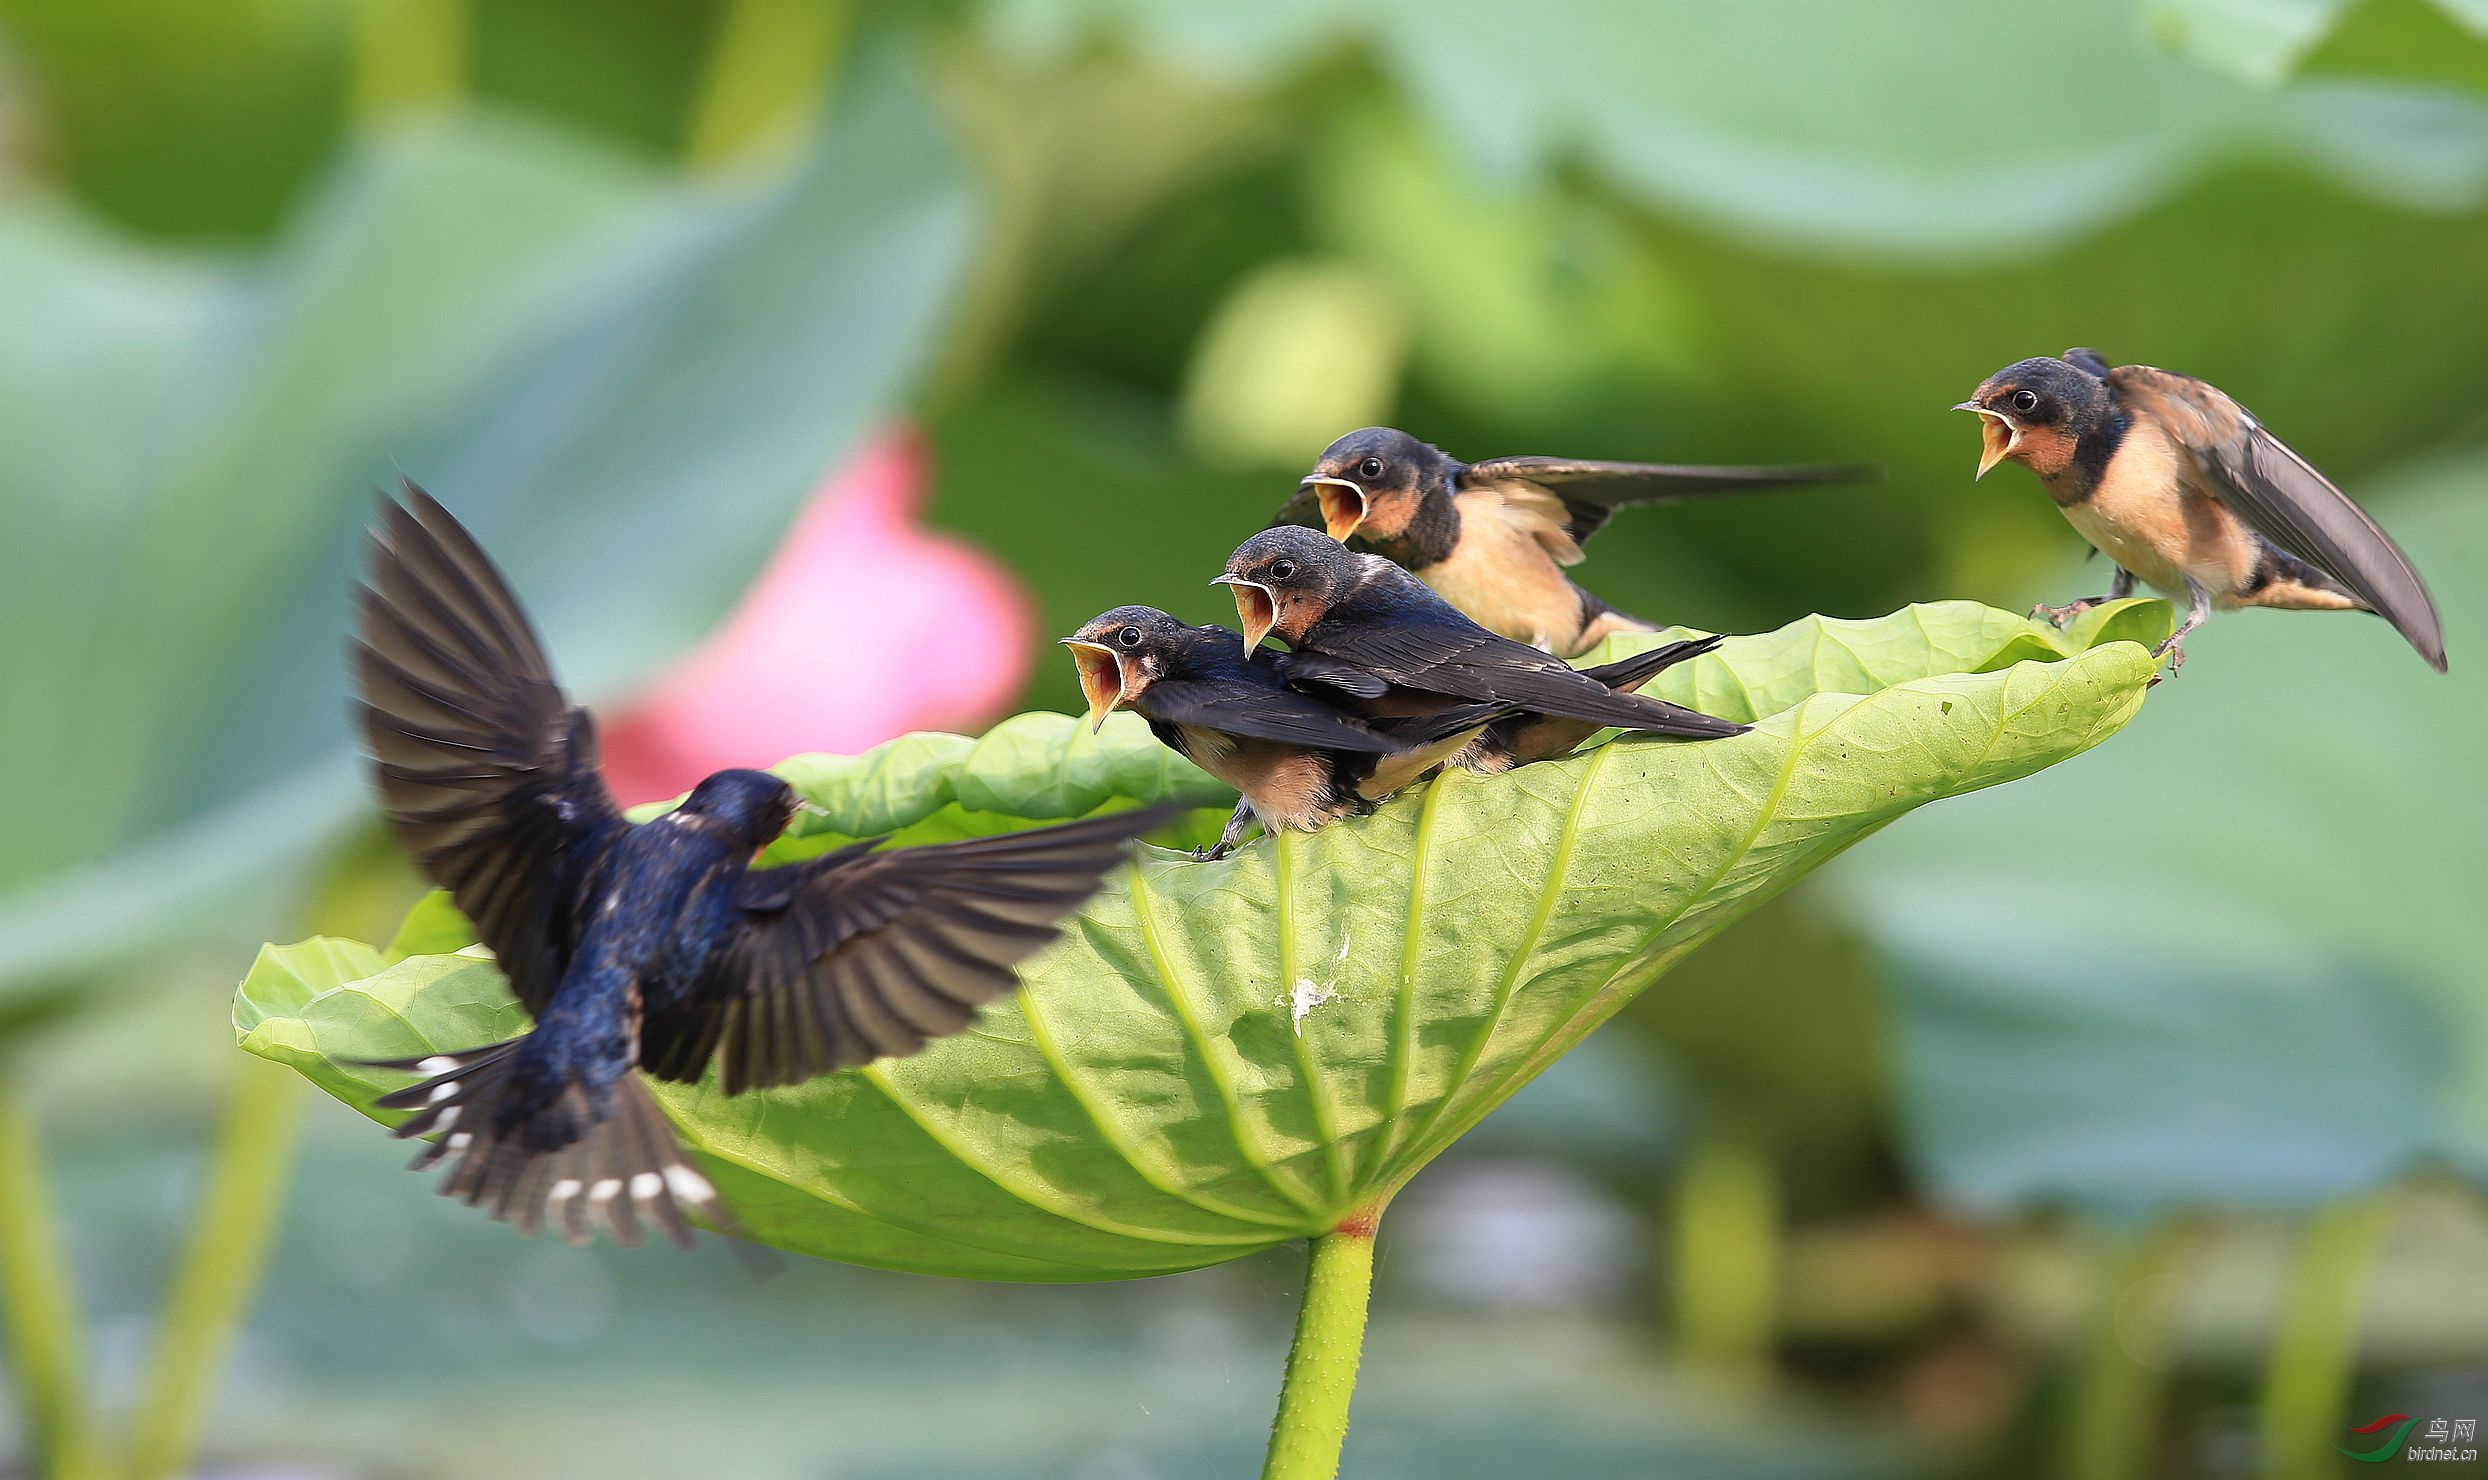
[990,0,2488,253]
[0,52,976,1019]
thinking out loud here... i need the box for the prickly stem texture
[1262,1212,1381,1480]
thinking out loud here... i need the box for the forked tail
[367,1036,728,1249]
[1578,633,1725,695]
[1462,633,1736,772]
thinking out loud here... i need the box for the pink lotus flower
[600,428,1035,807]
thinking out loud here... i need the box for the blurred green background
[3,1,2486,1476]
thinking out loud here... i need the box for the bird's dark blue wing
[1143,678,1407,753]
[1270,649,1392,701]
[639,807,1179,1093]
[1313,585,1746,737]
[354,484,625,1015]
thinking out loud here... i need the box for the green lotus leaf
[236,602,2160,1279]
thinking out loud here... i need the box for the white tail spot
[548,1178,583,1204]
[588,1178,623,1203]
[430,1106,460,1134]
[416,1056,459,1076]
[629,1172,664,1202]
[446,1132,473,1151]
[427,1082,460,1105]
[663,1165,716,1204]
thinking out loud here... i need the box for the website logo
[2339,1414,2419,1463]
[2340,1413,2478,1464]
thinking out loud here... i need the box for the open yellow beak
[1302,477,1367,543]
[1059,639,1126,733]
[1955,403,2019,480]
[1212,574,1278,651]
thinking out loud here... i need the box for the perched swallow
[1959,349,2446,672]
[1063,607,1496,859]
[1215,528,1749,761]
[1272,426,1874,656]
[1461,635,1727,775]
[354,486,1170,1247]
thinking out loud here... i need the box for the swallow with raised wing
[1273,426,1874,656]
[1959,349,2445,672]
[354,486,1170,1246]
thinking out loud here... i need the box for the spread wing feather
[1462,455,1878,544]
[641,808,1178,1095]
[354,484,624,1014]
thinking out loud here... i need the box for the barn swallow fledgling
[1215,527,1749,760]
[355,487,1172,1247]
[1461,635,1727,775]
[1063,607,1498,859]
[1271,427,1875,656]
[1959,349,2446,672]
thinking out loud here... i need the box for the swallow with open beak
[354,485,1172,1247]
[1271,426,1875,656]
[1959,349,2446,673]
[1063,606,1498,859]
[1216,527,1749,757]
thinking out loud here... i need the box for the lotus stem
[124,1056,305,1480]
[2064,1218,2195,1480]
[2258,1196,2395,1480]
[1261,1211,1380,1480]
[1671,1123,1780,1385]
[685,0,852,168]
[0,1084,104,1480]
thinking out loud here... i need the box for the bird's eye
[1358,457,1385,480]
[1116,626,1142,648]
[1269,558,1299,581]
[2011,389,2039,413]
